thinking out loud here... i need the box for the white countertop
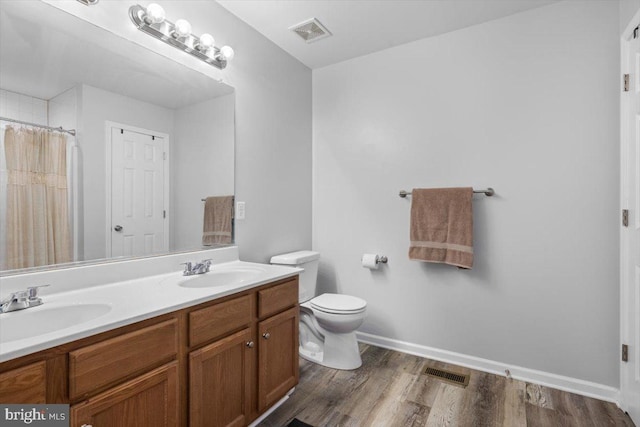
[0,259,301,363]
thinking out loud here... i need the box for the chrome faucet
[0,285,49,313]
[181,259,213,276]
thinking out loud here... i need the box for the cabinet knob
[81,424,94,427]
[246,341,254,348]
[262,332,270,339]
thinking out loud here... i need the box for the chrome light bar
[129,4,233,70]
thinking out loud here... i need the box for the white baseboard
[356,332,620,405]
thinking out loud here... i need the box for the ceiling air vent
[289,18,332,43]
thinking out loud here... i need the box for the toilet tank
[270,250,320,303]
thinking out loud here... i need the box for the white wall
[80,84,174,261]
[49,87,77,134]
[620,0,640,33]
[189,3,313,262]
[172,94,235,251]
[0,89,47,125]
[313,0,620,387]
[157,1,312,261]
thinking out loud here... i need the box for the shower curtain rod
[0,116,76,137]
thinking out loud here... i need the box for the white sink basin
[175,266,266,288]
[0,303,112,343]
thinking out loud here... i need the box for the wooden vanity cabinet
[190,328,253,427]
[189,277,299,427]
[69,319,179,400]
[0,361,47,403]
[258,306,299,412]
[67,315,181,427]
[0,275,299,427]
[70,362,179,426]
[188,294,255,427]
[256,279,300,412]
[0,355,67,404]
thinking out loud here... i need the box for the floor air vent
[423,367,470,388]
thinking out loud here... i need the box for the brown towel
[202,196,233,245]
[408,187,474,269]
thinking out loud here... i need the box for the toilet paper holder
[362,254,388,269]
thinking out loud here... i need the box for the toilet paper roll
[362,254,379,269]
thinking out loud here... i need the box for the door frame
[104,121,170,257]
[620,8,640,416]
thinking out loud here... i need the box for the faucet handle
[181,262,194,276]
[12,290,28,302]
[8,291,29,303]
[27,284,50,300]
[200,259,212,273]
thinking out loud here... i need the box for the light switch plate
[236,201,245,220]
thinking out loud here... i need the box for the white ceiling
[0,1,232,108]
[216,0,561,69]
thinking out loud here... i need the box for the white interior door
[622,29,640,425]
[110,127,167,258]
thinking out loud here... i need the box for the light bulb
[144,3,165,24]
[173,19,192,38]
[197,33,215,51]
[220,45,234,61]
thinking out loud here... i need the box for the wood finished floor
[258,344,635,427]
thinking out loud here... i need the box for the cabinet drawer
[0,361,46,404]
[258,278,298,319]
[69,319,178,400]
[190,294,253,347]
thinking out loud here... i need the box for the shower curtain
[3,126,71,269]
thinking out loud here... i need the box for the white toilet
[270,250,367,370]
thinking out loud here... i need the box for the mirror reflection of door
[109,125,168,257]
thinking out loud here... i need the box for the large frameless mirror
[0,1,235,275]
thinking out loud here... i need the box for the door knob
[114,225,123,232]
[262,332,270,339]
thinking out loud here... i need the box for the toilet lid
[310,293,367,314]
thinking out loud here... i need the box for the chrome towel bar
[399,188,494,198]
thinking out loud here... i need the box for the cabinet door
[0,361,46,403]
[190,328,253,427]
[258,306,299,412]
[70,362,179,427]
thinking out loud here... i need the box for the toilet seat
[310,293,367,315]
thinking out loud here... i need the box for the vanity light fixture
[129,3,234,69]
